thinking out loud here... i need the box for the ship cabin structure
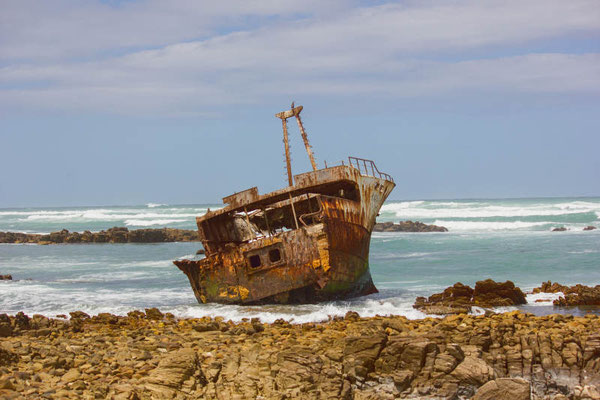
[174,105,395,304]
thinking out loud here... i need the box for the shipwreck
[174,104,395,304]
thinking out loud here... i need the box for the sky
[1,0,599,207]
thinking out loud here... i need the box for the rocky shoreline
[0,309,599,399]
[373,221,449,232]
[0,227,199,244]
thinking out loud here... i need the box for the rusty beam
[281,118,293,186]
[294,111,317,171]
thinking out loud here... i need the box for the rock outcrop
[0,275,12,281]
[373,220,448,232]
[414,280,527,314]
[0,310,598,399]
[534,281,600,307]
[0,227,199,244]
[583,226,597,231]
[552,227,568,232]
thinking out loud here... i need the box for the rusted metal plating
[174,105,395,304]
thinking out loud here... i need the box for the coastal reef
[0,310,599,399]
[534,282,600,307]
[373,221,448,232]
[0,228,199,244]
[414,280,527,315]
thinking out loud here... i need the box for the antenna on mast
[275,103,318,186]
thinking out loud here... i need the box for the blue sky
[1,0,599,207]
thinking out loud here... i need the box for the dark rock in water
[0,274,12,280]
[473,279,526,307]
[533,281,600,306]
[583,225,597,231]
[373,220,448,232]
[552,227,567,232]
[0,227,199,244]
[414,279,526,315]
[196,248,205,255]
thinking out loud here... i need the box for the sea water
[1,198,599,322]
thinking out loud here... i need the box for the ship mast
[275,103,317,186]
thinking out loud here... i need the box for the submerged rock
[373,220,448,232]
[552,227,568,231]
[584,225,597,231]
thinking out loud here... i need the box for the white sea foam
[380,200,600,219]
[171,298,430,324]
[567,249,599,254]
[526,292,564,306]
[432,220,551,231]
[147,203,166,208]
[374,252,436,259]
[124,219,187,226]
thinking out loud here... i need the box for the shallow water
[1,198,599,322]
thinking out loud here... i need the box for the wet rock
[14,312,30,330]
[373,220,448,232]
[553,227,568,231]
[69,311,90,320]
[0,227,200,244]
[473,378,531,400]
[144,308,164,320]
[534,281,600,306]
[414,282,474,314]
[0,275,12,280]
[127,310,145,319]
[583,226,597,231]
[414,280,526,314]
[473,279,526,307]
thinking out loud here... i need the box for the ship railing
[347,157,394,182]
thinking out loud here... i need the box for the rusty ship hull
[174,105,395,304]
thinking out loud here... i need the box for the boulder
[145,308,164,320]
[583,226,597,231]
[0,274,12,280]
[473,378,531,400]
[473,279,526,307]
[69,311,90,320]
[451,356,496,386]
[552,227,568,232]
[145,348,206,396]
[413,282,474,314]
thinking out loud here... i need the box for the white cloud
[1,0,599,115]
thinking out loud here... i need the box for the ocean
[1,198,599,322]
